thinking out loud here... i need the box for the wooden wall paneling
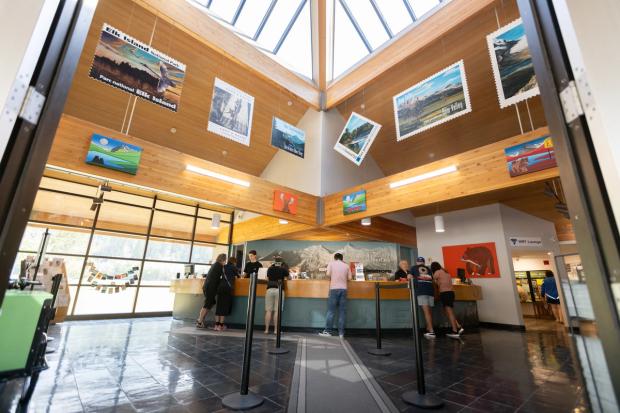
[48,115,319,225]
[322,127,558,226]
[329,217,417,247]
[230,216,315,244]
[63,0,312,177]
[335,0,547,177]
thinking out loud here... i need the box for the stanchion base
[222,392,264,410]
[268,347,290,355]
[402,391,444,409]
[368,348,392,356]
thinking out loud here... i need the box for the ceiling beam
[324,0,496,108]
[311,0,327,92]
[132,0,321,109]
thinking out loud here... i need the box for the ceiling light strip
[389,165,458,189]
[186,164,251,187]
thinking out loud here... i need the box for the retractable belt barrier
[368,282,408,357]
[222,272,264,410]
[268,280,289,355]
[401,278,444,409]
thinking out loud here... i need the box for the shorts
[439,291,455,307]
[417,295,434,307]
[546,297,560,305]
[265,288,284,312]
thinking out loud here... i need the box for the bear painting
[442,242,501,278]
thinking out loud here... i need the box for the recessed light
[222,150,228,156]
[279,219,289,224]
[361,217,371,226]
[287,100,292,106]
[170,127,177,134]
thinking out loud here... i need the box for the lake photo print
[86,133,143,175]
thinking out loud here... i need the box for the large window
[11,176,233,317]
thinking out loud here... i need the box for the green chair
[0,275,61,412]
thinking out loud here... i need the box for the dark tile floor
[347,328,591,413]
[0,318,296,413]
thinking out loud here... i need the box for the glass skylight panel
[344,0,390,50]
[208,0,242,23]
[333,0,370,79]
[276,2,313,79]
[409,0,441,19]
[257,0,305,52]
[374,0,413,35]
[233,0,273,38]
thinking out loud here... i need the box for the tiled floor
[347,328,591,412]
[0,318,593,413]
[0,318,296,413]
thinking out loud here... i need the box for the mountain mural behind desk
[247,240,400,279]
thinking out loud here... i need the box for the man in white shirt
[319,253,352,338]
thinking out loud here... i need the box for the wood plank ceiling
[63,0,310,177]
[336,0,548,176]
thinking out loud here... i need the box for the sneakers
[446,331,460,339]
[318,330,332,337]
[339,334,344,339]
[424,331,436,339]
[458,327,465,335]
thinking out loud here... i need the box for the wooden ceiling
[63,0,310,177]
[410,180,574,242]
[336,0,548,176]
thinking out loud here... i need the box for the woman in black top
[394,260,411,281]
[215,257,240,331]
[196,253,226,329]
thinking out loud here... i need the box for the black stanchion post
[368,283,391,356]
[402,277,443,409]
[222,272,264,410]
[269,280,289,355]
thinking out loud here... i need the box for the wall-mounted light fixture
[211,213,221,229]
[186,164,250,187]
[389,165,458,189]
[434,215,445,233]
[361,217,372,226]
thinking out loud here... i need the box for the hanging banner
[208,78,255,146]
[487,18,540,108]
[89,23,186,112]
[271,117,305,158]
[334,112,381,166]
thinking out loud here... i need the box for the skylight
[190,0,448,85]
[192,0,313,80]
[330,0,445,80]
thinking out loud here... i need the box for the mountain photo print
[393,60,471,140]
[487,18,540,108]
[86,133,143,175]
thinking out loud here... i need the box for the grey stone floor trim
[341,338,399,413]
[287,337,306,413]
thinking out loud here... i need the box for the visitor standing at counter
[214,257,239,331]
[196,253,227,329]
[431,261,464,339]
[411,257,436,339]
[242,250,263,278]
[394,260,411,281]
[265,256,289,334]
[320,253,352,338]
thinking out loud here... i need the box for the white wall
[319,109,384,195]
[261,108,385,197]
[513,256,553,272]
[415,204,560,327]
[260,109,323,196]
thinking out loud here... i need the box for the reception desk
[170,279,482,330]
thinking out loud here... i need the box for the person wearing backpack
[215,256,240,331]
[196,253,226,329]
